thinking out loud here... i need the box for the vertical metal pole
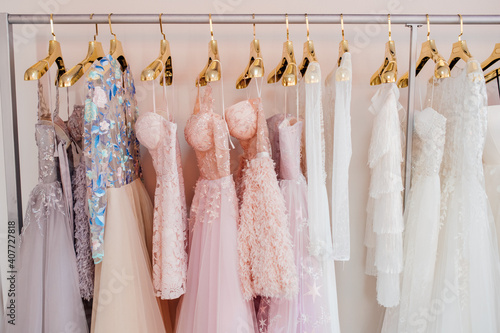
[403,24,420,209]
[0,13,23,232]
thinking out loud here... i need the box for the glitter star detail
[305,281,322,303]
[259,318,267,328]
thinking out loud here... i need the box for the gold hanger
[236,14,264,89]
[370,14,397,86]
[397,15,450,88]
[267,14,297,87]
[59,14,105,87]
[141,13,173,86]
[481,43,500,72]
[108,13,128,71]
[196,14,221,87]
[24,14,66,85]
[448,14,472,70]
[484,68,500,83]
[338,13,349,67]
[299,13,318,80]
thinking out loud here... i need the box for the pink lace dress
[136,111,188,299]
[226,98,297,301]
[176,85,257,333]
[256,114,341,333]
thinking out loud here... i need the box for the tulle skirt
[176,175,257,333]
[381,175,441,333]
[427,176,500,333]
[257,176,341,333]
[9,182,87,333]
[91,179,170,333]
[484,164,500,254]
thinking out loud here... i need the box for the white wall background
[0,1,499,332]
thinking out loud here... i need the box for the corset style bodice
[267,114,303,181]
[411,107,446,182]
[184,86,230,180]
[225,98,271,160]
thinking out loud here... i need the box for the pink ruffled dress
[225,97,297,300]
[176,85,257,333]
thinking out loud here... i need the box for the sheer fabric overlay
[325,53,353,261]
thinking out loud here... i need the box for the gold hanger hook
[458,14,463,41]
[209,13,214,40]
[50,14,56,40]
[388,14,391,41]
[341,13,345,40]
[426,14,430,40]
[285,13,289,41]
[90,13,98,41]
[305,14,310,41]
[252,13,256,39]
[159,13,166,40]
[108,13,116,40]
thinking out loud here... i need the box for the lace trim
[21,182,67,242]
[73,158,95,300]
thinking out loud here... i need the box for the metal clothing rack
[1,13,500,232]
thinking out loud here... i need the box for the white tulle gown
[426,59,500,332]
[381,107,446,333]
[484,105,500,250]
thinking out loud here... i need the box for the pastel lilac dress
[256,114,341,333]
[9,81,87,333]
[176,85,257,333]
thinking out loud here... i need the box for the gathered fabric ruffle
[365,83,404,308]
[238,156,298,300]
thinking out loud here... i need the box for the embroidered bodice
[136,111,188,299]
[36,124,58,184]
[267,114,303,180]
[84,55,141,264]
[184,86,230,180]
[411,107,446,182]
[427,59,487,185]
[225,98,271,160]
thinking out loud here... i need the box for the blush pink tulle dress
[226,97,297,301]
[176,85,257,333]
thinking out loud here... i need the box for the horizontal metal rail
[8,13,500,25]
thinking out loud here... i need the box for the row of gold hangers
[24,13,349,89]
[371,14,500,88]
[24,13,500,90]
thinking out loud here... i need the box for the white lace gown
[426,59,500,332]
[381,107,446,333]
